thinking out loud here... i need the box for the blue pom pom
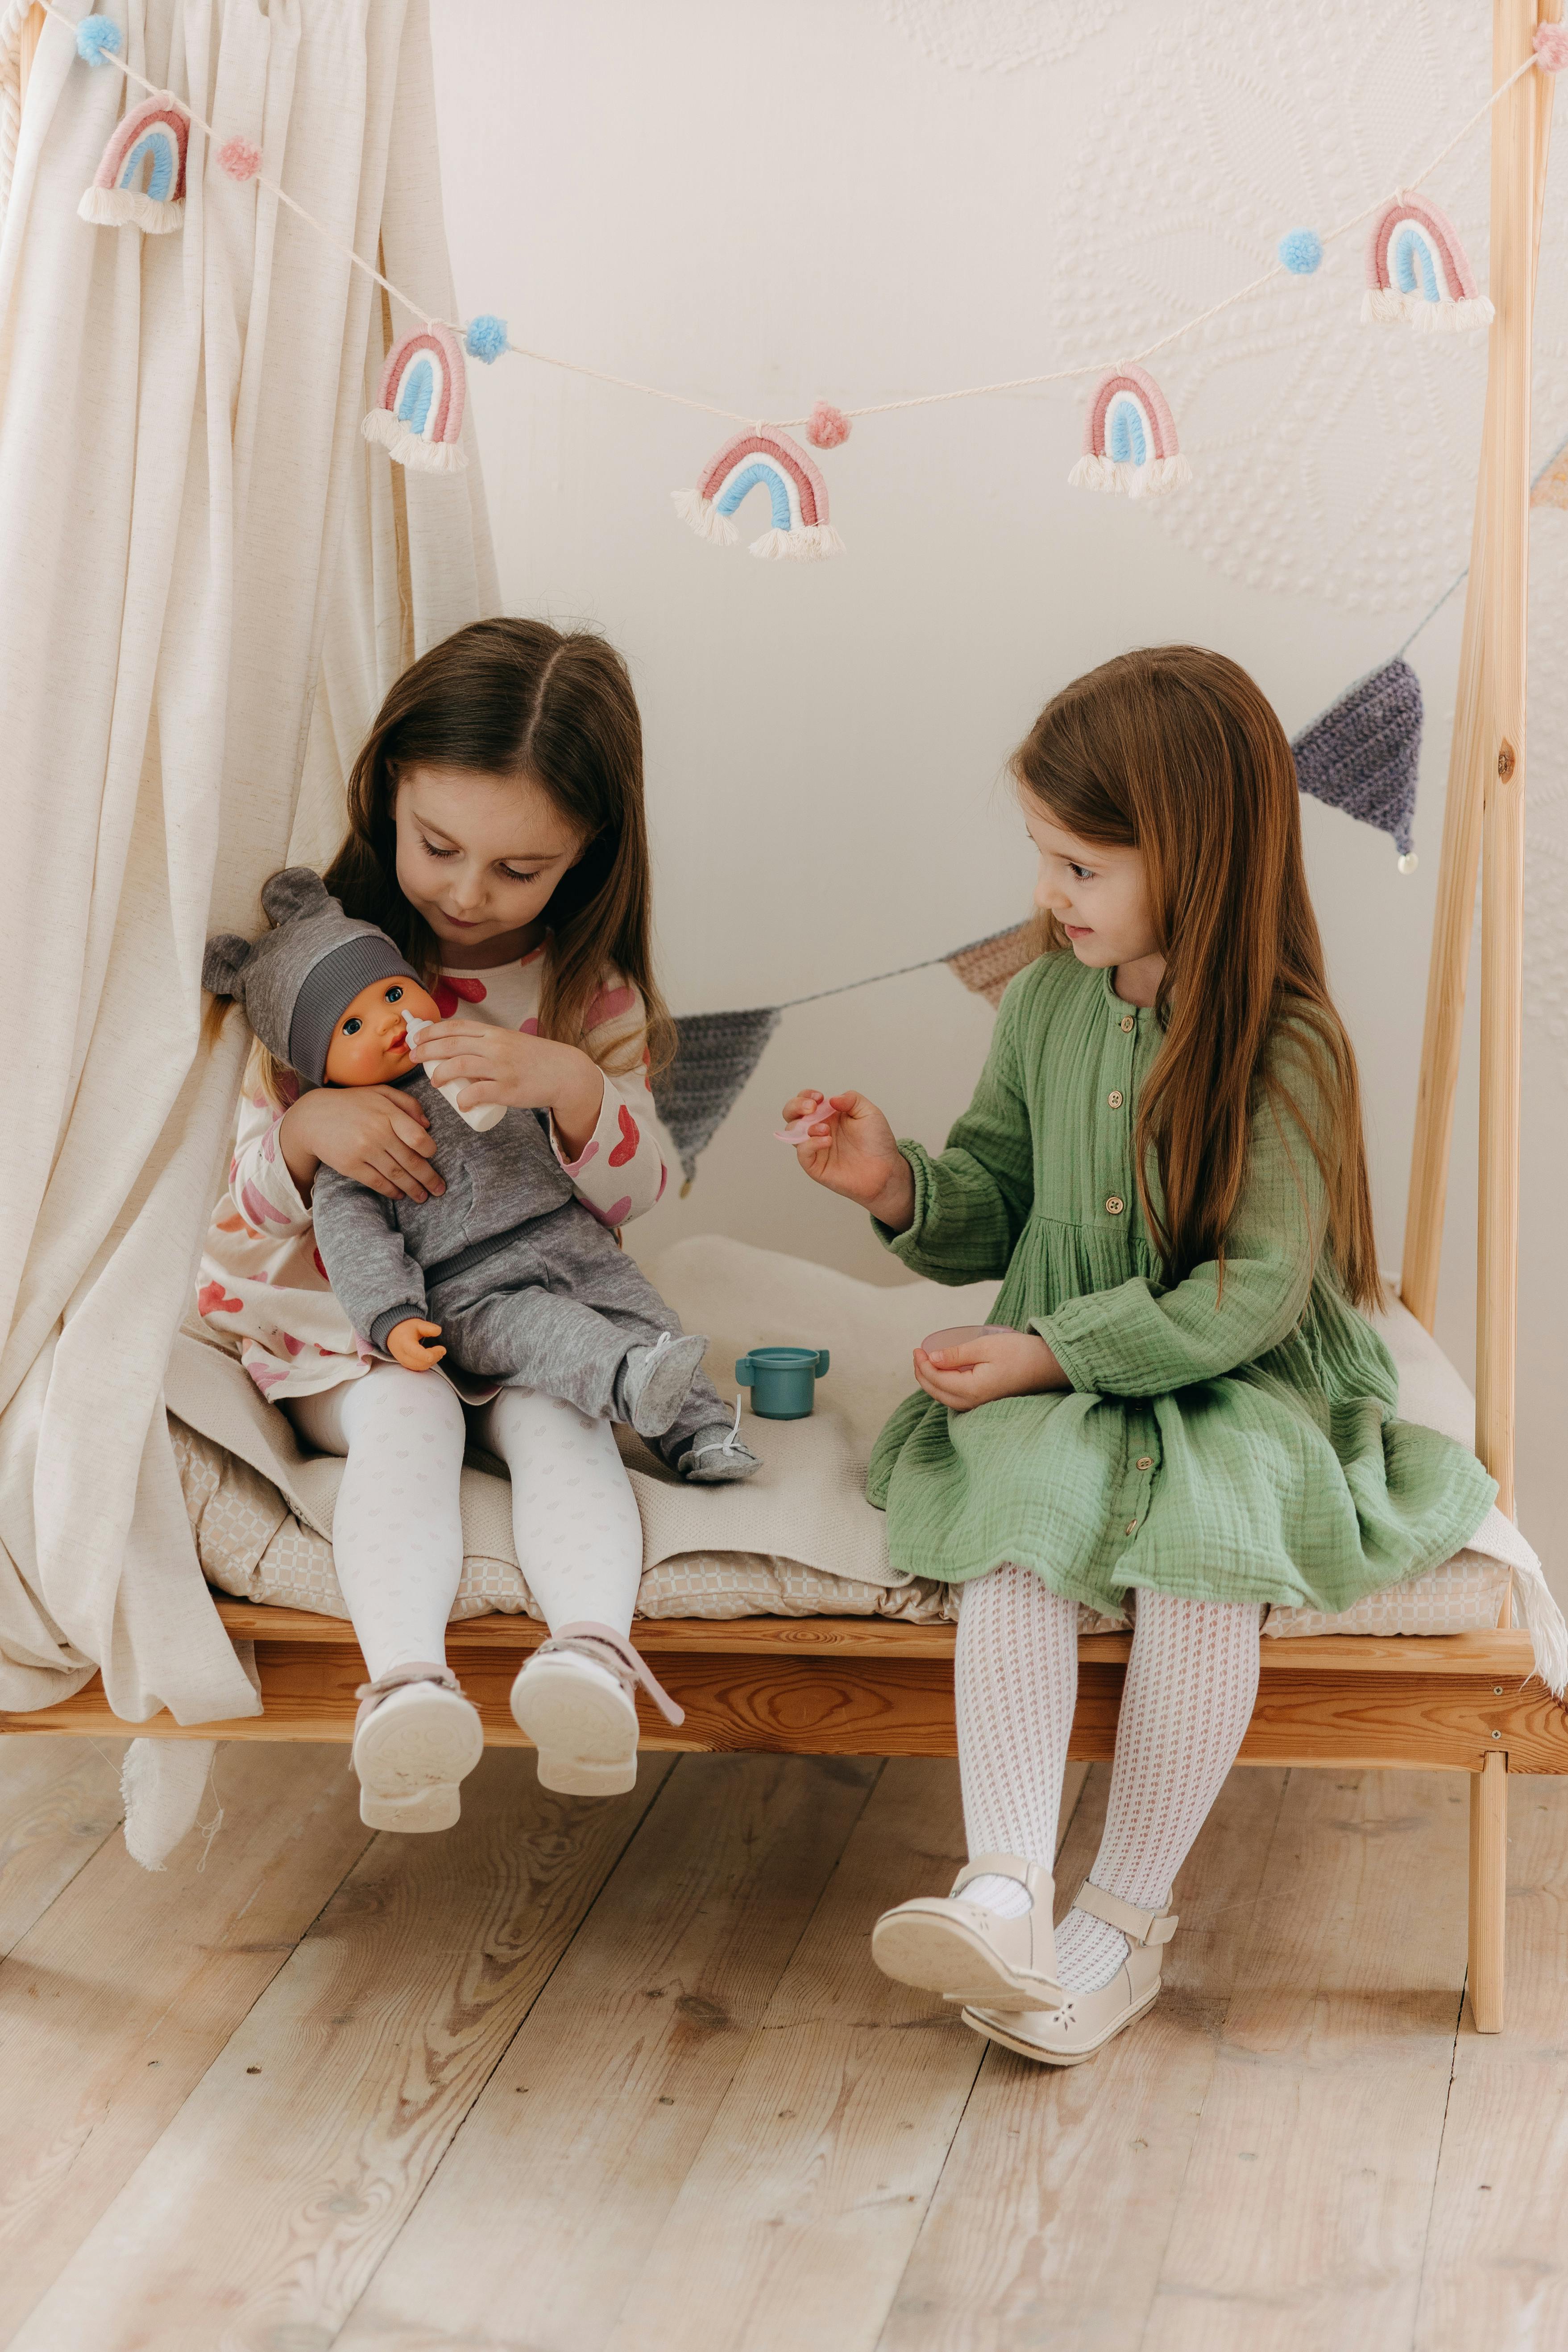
[465,314,508,364]
[1278,228,1323,276]
[75,14,123,64]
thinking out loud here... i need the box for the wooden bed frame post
[1468,1747,1509,2030]
[1460,0,1551,2032]
[1402,0,1558,1332]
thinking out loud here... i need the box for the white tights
[957,1564,1260,1994]
[285,1366,644,1681]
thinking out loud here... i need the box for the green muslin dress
[866,952,1495,1612]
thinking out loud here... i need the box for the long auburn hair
[321,616,674,1078]
[1013,645,1381,1310]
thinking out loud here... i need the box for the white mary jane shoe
[352,1663,485,1832]
[870,1853,1065,2012]
[962,1882,1178,2066]
[509,1621,684,1797]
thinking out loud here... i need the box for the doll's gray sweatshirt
[311,1071,588,1350]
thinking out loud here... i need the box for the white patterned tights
[286,1365,643,1680]
[957,1564,1261,1994]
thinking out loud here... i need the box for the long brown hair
[1013,645,1381,1310]
[322,617,674,1077]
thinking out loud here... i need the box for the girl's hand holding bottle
[780,1090,917,1232]
[280,1087,444,1205]
[411,1020,606,1159]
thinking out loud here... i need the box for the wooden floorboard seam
[1128,1762,1297,2352]
[1410,1991,1474,2347]
[320,1747,744,2352]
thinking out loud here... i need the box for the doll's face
[323,975,442,1087]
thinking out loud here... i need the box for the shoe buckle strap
[541,1620,686,1728]
[354,1660,465,1734]
[952,1852,1053,1905]
[1072,1880,1178,1945]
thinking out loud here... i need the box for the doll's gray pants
[426,1198,724,1461]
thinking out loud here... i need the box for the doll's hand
[780,1090,916,1230]
[411,1020,605,1155]
[280,1087,443,1204]
[385,1318,447,1372]
[913,1328,1067,1411]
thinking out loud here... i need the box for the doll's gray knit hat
[203,867,422,1085]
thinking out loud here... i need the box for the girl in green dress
[782,646,1494,2067]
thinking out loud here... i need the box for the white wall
[429,0,1568,1588]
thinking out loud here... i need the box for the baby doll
[203,869,758,1482]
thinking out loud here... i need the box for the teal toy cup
[734,1345,830,1420]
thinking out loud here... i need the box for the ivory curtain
[0,0,496,1720]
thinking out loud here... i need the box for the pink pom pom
[1535,24,1568,70]
[805,401,851,450]
[218,135,261,182]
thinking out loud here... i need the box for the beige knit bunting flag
[943,921,1041,1008]
[1531,447,1568,509]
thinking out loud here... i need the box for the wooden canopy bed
[4,0,1566,2036]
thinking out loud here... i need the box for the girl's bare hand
[781,1090,916,1229]
[913,1328,1068,1411]
[280,1087,442,1203]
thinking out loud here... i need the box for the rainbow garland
[50,4,1568,537]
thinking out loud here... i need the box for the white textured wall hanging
[883,0,1129,75]
[1050,0,1568,614]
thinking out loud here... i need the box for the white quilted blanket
[165,1234,1560,1673]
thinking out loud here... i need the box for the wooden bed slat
[4,1612,1561,1778]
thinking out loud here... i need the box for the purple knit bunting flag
[1291,657,1422,859]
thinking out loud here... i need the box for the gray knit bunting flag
[1290,656,1421,859]
[651,1007,783,1190]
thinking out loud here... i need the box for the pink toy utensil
[775,1098,839,1145]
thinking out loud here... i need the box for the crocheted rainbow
[78,93,189,234]
[1068,365,1191,498]
[1362,196,1492,333]
[361,323,469,475]
[673,427,843,560]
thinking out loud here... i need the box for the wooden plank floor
[0,1736,1563,2352]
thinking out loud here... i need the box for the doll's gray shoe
[620,1330,709,1438]
[677,1420,762,1483]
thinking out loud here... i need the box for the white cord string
[39,1,1543,431]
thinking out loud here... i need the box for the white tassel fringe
[1511,1554,1568,1697]
[1362,285,1494,333]
[77,186,185,233]
[748,523,845,561]
[120,1739,218,1870]
[1068,452,1191,498]
[360,410,467,473]
[671,489,739,546]
[1464,1503,1568,1697]
[1409,294,1494,333]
